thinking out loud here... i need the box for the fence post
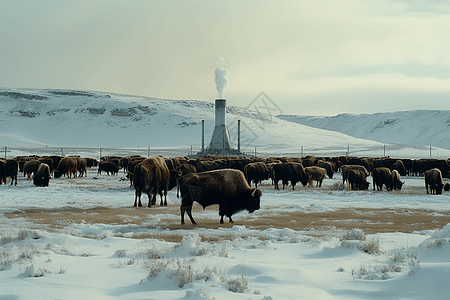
[430,145,432,158]
[148,146,150,157]
[254,147,257,158]
[384,145,386,157]
[301,146,303,158]
[100,148,102,161]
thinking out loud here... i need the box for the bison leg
[181,207,186,224]
[181,206,196,225]
[134,188,143,207]
[148,193,155,207]
[163,193,167,206]
[220,214,233,224]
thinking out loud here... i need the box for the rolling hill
[1,88,448,159]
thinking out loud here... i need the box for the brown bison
[342,165,370,185]
[132,157,170,207]
[320,161,335,179]
[74,157,87,177]
[304,166,327,187]
[425,168,444,195]
[372,167,391,191]
[23,160,41,180]
[157,158,180,206]
[33,163,51,187]
[387,169,404,191]
[177,169,262,224]
[1,159,19,185]
[54,157,78,178]
[244,162,270,188]
[347,169,370,191]
[97,161,120,175]
[180,163,197,175]
[391,160,406,177]
[273,162,310,190]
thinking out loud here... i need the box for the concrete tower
[207,99,233,152]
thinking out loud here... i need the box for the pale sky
[1,0,450,115]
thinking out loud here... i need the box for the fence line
[1,144,448,160]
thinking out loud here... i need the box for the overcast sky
[1,0,450,115]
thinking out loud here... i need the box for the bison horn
[251,189,257,197]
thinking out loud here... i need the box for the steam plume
[213,56,229,98]
[214,67,229,99]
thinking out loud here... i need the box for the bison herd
[1,154,450,224]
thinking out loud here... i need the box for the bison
[1,159,19,185]
[54,157,78,178]
[424,168,444,195]
[372,167,391,191]
[244,162,270,188]
[33,163,51,187]
[177,169,261,225]
[97,161,120,175]
[387,169,404,191]
[133,163,160,207]
[273,162,310,190]
[132,157,170,207]
[342,165,370,185]
[180,163,197,175]
[73,157,87,177]
[157,158,180,206]
[347,169,370,191]
[23,159,41,180]
[304,166,327,187]
[391,160,407,177]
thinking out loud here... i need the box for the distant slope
[1,88,449,159]
[278,110,450,150]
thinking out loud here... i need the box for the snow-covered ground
[1,167,450,300]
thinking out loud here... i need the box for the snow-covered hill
[1,88,449,159]
[277,111,450,151]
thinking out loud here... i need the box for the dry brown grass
[4,204,449,242]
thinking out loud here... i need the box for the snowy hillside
[1,88,450,159]
[277,111,450,151]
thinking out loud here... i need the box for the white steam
[214,68,229,99]
[213,57,229,99]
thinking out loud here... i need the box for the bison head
[53,169,63,178]
[436,183,444,195]
[444,183,450,192]
[246,188,262,213]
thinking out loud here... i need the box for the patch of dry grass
[4,205,449,241]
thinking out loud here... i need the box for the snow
[1,88,450,299]
[278,111,450,151]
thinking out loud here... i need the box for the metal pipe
[201,120,205,153]
[238,120,241,153]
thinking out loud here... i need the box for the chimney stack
[207,99,233,152]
